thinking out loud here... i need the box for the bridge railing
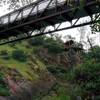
[0,0,97,26]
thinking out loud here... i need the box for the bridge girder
[0,0,99,45]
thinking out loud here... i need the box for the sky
[0,1,99,49]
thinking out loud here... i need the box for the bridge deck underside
[0,1,100,39]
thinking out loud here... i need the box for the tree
[44,36,63,54]
[69,61,100,99]
[0,0,36,10]
[67,46,100,100]
[28,36,45,46]
[91,14,100,33]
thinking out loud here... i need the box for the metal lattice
[0,0,99,44]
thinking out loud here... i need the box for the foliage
[29,35,63,54]
[71,61,100,98]
[0,85,10,96]
[0,50,10,60]
[12,49,27,62]
[47,65,67,79]
[0,73,10,96]
[83,46,100,62]
[41,95,70,100]
[67,46,100,100]
[47,65,66,74]
[0,0,38,11]
[44,37,63,54]
[28,36,45,46]
[91,14,100,33]
[44,43,63,54]
[9,42,16,48]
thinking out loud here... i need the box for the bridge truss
[0,0,99,45]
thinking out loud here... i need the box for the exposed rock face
[0,69,56,100]
[30,71,56,99]
[0,96,8,100]
[38,47,82,69]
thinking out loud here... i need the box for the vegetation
[91,14,100,33]
[28,36,45,46]
[12,49,27,62]
[66,46,100,99]
[0,73,10,96]
[0,21,99,100]
[0,32,99,100]
[0,0,99,99]
[43,37,63,54]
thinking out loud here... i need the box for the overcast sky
[0,1,99,49]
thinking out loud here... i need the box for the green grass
[0,44,15,53]
[42,95,70,100]
[0,41,46,80]
[0,58,39,80]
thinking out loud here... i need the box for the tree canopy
[91,14,100,33]
[0,0,36,10]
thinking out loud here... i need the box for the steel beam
[0,18,99,45]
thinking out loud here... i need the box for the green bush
[44,38,63,54]
[29,35,63,54]
[65,46,100,99]
[12,50,27,62]
[68,60,100,99]
[47,65,66,74]
[0,73,10,96]
[28,36,45,46]
[46,43,63,54]
[82,46,100,62]
[0,85,10,96]
[47,65,67,79]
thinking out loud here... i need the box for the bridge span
[0,0,100,44]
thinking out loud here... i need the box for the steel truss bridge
[0,0,100,45]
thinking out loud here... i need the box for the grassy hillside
[0,41,46,80]
[0,36,78,100]
[0,35,66,98]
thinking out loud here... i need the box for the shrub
[47,65,67,79]
[68,60,100,99]
[44,38,63,54]
[12,50,27,62]
[28,36,45,46]
[0,73,10,96]
[83,46,100,62]
[0,85,10,96]
[46,43,63,54]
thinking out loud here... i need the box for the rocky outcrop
[0,68,56,100]
[37,47,82,69]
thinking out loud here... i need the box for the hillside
[0,35,99,100]
[0,35,75,100]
